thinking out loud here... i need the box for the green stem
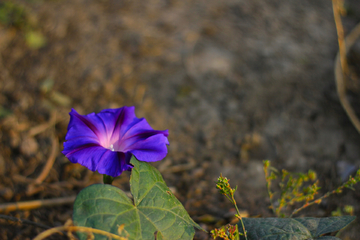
[265,179,276,215]
[290,188,337,217]
[231,195,248,240]
[290,174,358,217]
[103,174,114,185]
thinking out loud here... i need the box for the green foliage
[214,174,247,240]
[73,156,201,240]
[263,160,320,217]
[0,107,12,119]
[211,224,239,240]
[216,174,237,197]
[25,30,46,49]
[237,216,356,240]
[102,174,115,185]
[263,160,360,217]
[71,158,358,240]
[0,2,26,27]
[214,163,359,240]
[331,205,355,217]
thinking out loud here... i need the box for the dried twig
[26,136,59,196]
[0,196,76,213]
[0,214,51,229]
[333,0,360,134]
[27,111,57,137]
[33,225,128,240]
[332,0,348,75]
[35,136,59,184]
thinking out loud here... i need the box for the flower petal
[123,118,169,139]
[65,109,108,145]
[62,106,169,177]
[62,137,99,156]
[128,134,169,162]
[116,118,169,150]
[96,107,137,146]
[64,145,109,172]
[96,151,133,177]
[64,145,132,177]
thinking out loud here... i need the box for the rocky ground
[0,0,360,239]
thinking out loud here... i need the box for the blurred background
[1,0,360,239]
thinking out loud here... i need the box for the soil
[1,0,360,239]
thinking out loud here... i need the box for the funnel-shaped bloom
[62,107,169,177]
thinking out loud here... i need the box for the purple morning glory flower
[62,106,169,177]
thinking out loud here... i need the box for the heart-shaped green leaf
[238,216,356,240]
[73,156,201,240]
[294,216,355,237]
[239,218,311,240]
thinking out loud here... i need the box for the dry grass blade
[33,225,129,240]
[333,2,360,135]
[28,111,57,137]
[333,0,348,75]
[0,196,76,213]
[35,136,59,184]
[26,136,59,196]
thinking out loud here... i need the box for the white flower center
[109,144,115,151]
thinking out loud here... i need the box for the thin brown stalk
[34,136,59,184]
[33,225,128,240]
[26,136,59,196]
[290,188,338,217]
[27,111,57,137]
[332,0,348,75]
[0,196,76,213]
[334,9,360,134]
